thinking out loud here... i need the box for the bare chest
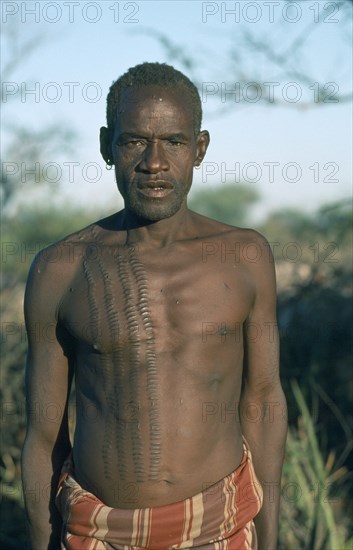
[59,244,254,353]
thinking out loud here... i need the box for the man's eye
[118,140,145,148]
[168,140,183,146]
[126,140,145,147]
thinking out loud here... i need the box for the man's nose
[138,141,169,173]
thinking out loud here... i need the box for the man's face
[110,85,206,222]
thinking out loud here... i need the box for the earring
[106,161,113,170]
[194,163,201,170]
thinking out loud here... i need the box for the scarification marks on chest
[82,248,161,481]
[128,247,161,481]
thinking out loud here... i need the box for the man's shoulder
[190,210,268,245]
[189,212,274,272]
[27,212,121,284]
[24,213,122,320]
[37,212,120,261]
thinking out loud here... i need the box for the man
[22,62,287,549]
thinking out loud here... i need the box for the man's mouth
[138,187,173,198]
[138,180,174,198]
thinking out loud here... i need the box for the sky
[2,0,352,222]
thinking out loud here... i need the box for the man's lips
[137,180,174,198]
[138,180,174,190]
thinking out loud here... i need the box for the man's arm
[240,233,287,550]
[22,248,73,549]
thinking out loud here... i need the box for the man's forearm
[22,439,66,549]
[240,384,287,550]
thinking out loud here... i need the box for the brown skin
[22,86,287,549]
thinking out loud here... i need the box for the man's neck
[121,205,192,248]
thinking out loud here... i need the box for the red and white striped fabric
[56,441,262,549]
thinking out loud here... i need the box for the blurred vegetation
[189,184,260,227]
[1,187,352,548]
[2,204,104,285]
[1,23,77,212]
[280,381,352,550]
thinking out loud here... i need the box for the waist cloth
[56,439,263,549]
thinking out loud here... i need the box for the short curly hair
[106,62,202,136]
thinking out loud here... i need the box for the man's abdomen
[72,356,244,509]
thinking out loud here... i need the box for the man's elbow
[242,372,284,400]
[240,379,287,420]
[22,426,71,463]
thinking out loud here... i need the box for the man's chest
[59,244,255,352]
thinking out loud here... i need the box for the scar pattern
[128,247,161,481]
[83,237,161,482]
[116,250,144,481]
[97,254,128,480]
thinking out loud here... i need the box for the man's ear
[100,126,113,165]
[194,130,210,167]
